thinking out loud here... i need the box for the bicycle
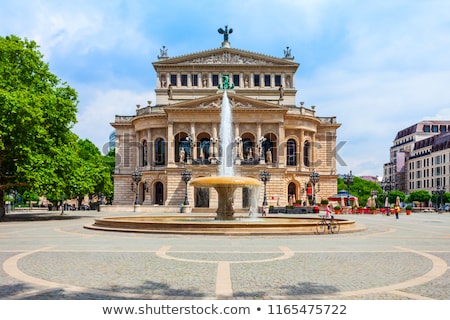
[316,215,340,234]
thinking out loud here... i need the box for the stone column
[278,122,285,168]
[167,122,175,166]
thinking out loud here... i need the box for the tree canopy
[0,35,78,216]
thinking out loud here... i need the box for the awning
[328,190,357,201]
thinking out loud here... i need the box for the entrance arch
[288,182,297,205]
[154,182,164,205]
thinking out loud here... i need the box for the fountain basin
[190,176,261,220]
[85,215,365,235]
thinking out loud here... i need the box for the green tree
[406,190,431,206]
[337,176,382,207]
[64,139,113,208]
[0,35,78,217]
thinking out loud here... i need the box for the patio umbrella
[395,196,400,206]
[385,197,389,208]
[354,197,359,208]
[340,196,346,208]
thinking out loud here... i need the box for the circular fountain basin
[190,176,261,188]
[85,215,365,235]
[190,176,261,220]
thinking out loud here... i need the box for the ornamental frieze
[188,53,274,65]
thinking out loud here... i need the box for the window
[180,74,188,86]
[155,138,166,165]
[141,140,148,166]
[212,74,219,87]
[253,74,260,86]
[432,125,438,132]
[440,125,447,132]
[287,139,297,166]
[423,125,430,132]
[191,74,198,86]
[303,141,310,167]
[264,75,271,87]
[233,74,240,87]
[275,75,281,86]
[170,74,177,86]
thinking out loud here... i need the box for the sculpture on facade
[218,74,234,90]
[218,25,233,42]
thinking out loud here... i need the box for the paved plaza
[1,209,449,300]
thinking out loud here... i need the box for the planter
[406,210,411,215]
[334,210,341,215]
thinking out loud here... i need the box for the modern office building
[382,120,450,194]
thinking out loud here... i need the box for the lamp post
[132,168,142,205]
[259,169,271,206]
[181,169,192,206]
[432,185,445,210]
[343,170,353,206]
[309,170,320,205]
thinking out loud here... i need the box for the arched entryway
[288,182,297,206]
[154,181,164,205]
[195,187,209,207]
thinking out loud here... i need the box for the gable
[153,47,299,68]
[164,93,288,112]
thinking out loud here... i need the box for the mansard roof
[152,47,300,69]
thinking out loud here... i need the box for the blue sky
[2,0,450,177]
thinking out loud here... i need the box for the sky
[2,0,450,177]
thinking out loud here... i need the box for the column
[299,130,304,170]
[191,123,196,162]
[167,122,174,166]
[278,122,285,168]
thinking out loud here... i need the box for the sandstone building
[111,29,341,210]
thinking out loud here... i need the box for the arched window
[287,139,297,166]
[303,141,310,167]
[155,138,166,165]
[141,140,148,166]
[175,132,189,162]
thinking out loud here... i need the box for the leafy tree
[337,176,382,207]
[406,190,431,205]
[64,139,113,208]
[0,35,78,217]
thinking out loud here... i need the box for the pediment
[153,47,299,67]
[164,93,287,112]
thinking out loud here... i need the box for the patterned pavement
[1,210,449,300]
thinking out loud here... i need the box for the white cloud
[73,88,155,154]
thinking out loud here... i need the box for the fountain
[190,89,261,220]
[86,76,363,235]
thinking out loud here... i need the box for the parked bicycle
[316,215,340,234]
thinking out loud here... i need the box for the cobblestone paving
[1,211,449,300]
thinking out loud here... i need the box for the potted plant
[334,205,341,214]
[370,206,377,214]
[405,205,412,215]
[294,200,302,207]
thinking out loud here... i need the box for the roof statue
[218,25,233,47]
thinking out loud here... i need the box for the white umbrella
[340,196,346,208]
[354,197,359,208]
[385,197,389,208]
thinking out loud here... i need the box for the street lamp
[309,170,320,205]
[432,185,445,210]
[343,170,354,206]
[132,168,142,205]
[181,169,192,205]
[259,169,271,206]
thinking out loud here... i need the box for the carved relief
[188,53,274,65]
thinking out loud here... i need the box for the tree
[0,35,78,217]
[406,190,431,206]
[337,176,382,207]
[64,139,113,208]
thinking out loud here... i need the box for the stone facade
[111,36,340,210]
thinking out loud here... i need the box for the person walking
[394,205,400,220]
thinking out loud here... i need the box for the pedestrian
[325,203,332,219]
[394,205,400,220]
